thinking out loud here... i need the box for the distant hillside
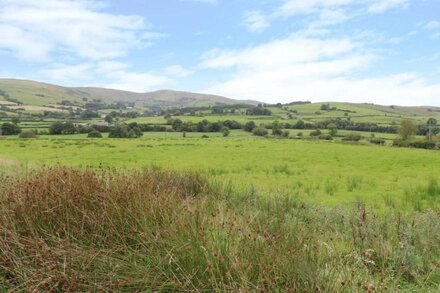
[0,79,259,108]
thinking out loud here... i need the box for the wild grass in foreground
[0,167,439,292]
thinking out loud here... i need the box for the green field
[1,135,439,211]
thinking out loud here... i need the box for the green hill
[0,79,258,109]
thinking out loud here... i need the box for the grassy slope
[0,79,256,108]
[1,136,439,210]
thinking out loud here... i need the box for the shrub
[244,121,256,132]
[18,130,37,139]
[319,134,333,140]
[393,139,437,149]
[370,137,385,145]
[87,130,103,138]
[343,134,362,142]
[309,129,322,137]
[252,127,268,137]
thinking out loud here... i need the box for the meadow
[1,92,440,291]
[1,134,439,211]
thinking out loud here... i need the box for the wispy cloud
[367,0,409,13]
[243,11,270,33]
[0,0,160,61]
[421,20,440,39]
[200,32,440,106]
[41,61,171,92]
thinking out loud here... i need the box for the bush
[309,129,322,137]
[342,134,362,142]
[87,130,103,138]
[18,130,37,139]
[319,134,333,140]
[393,139,437,149]
[244,121,256,132]
[252,127,268,137]
[370,137,385,145]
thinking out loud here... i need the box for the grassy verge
[1,167,439,291]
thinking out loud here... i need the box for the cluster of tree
[167,118,241,133]
[320,104,337,111]
[108,124,143,138]
[284,101,311,106]
[105,111,140,124]
[284,119,398,134]
[246,105,272,116]
[0,122,21,135]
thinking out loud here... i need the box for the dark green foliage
[309,129,322,137]
[343,134,362,142]
[246,106,272,116]
[87,130,102,138]
[370,137,385,145]
[319,134,333,140]
[0,123,21,135]
[49,122,76,135]
[393,139,437,149]
[244,121,256,132]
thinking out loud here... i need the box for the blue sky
[1,0,440,105]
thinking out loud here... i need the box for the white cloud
[420,20,440,40]
[367,0,409,13]
[41,63,94,81]
[41,61,170,92]
[243,11,271,33]
[0,0,159,61]
[200,35,440,106]
[164,65,194,77]
[276,0,355,16]
[200,36,360,70]
[423,21,440,30]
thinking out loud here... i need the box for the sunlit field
[1,135,439,211]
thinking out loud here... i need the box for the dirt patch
[8,105,66,112]
[0,157,19,166]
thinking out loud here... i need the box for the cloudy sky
[1,0,440,105]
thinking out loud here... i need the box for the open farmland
[1,135,440,211]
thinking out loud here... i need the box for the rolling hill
[0,79,258,108]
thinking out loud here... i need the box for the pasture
[1,135,439,211]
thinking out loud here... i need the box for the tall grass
[0,167,439,292]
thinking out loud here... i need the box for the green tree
[327,123,338,136]
[1,123,21,135]
[104,115,113,124]
[49,122,64,135]
[398,119,417,140]
[244,121,256,132]
[272,121,282,136]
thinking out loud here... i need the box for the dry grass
[0,167,439,292]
